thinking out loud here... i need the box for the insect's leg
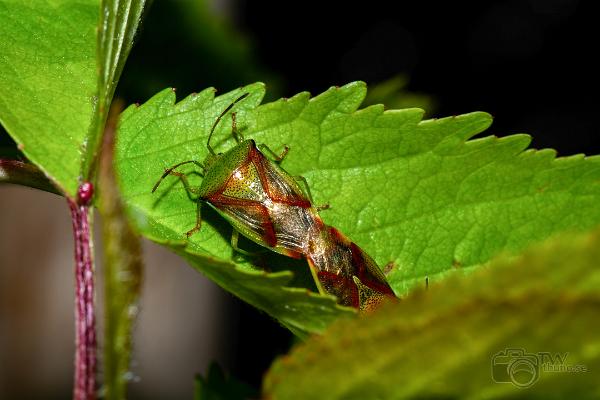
[231,230,251,255]
[152,160,204,238]
[307,258,326,295]
[383,261,395,275]
[316,203,330,211]
[230,230,267,257]
[186,201,203,238]
[155,170,201,204]
[231,112,245,143]
[292,174,311,201]
[258,143,289,164]
[207,93,250,155]
[152,160,205,193]
[292,175,330,210]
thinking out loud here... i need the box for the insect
[152,92,396,311]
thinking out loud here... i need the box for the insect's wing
[252,149,311,207]
[209,197,277,248]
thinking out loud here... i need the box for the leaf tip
[344,80,367,91]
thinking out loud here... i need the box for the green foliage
[0,0,98,196]
[194,363,256,400]
[263,226,600,399]
[362,74,436,114]
[115,81,600,335]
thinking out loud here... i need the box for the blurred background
[1,0,599,398]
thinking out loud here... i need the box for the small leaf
[362,74,436,113]
[263,226,600,399]
[116,82,600,334]
[0,159,60,195]
[194,363,256,400]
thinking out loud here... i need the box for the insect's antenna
[152,160,204,193]
[206,92,251,155]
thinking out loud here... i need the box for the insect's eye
[218,152,223,156]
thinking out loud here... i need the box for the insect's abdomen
[306,226,396,311]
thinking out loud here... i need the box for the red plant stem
[68,191,96,400]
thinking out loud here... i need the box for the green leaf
[115,82,600,334]
[0,0,98,196]
[263,226,600,399]
[194,363,256,400]
[0,0,146,197]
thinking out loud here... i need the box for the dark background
[245,1,600,156]
[2,0,598,396]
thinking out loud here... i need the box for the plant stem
[69,186,96,400]
[99,100,143,400]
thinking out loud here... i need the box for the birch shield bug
[152,93,316,258]
[152,93,396,311]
